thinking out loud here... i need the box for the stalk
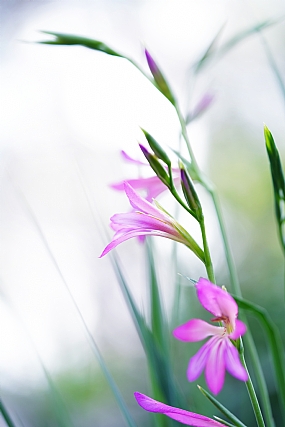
[239,342,266,427]
[200,217,215,283]
[173,101,274,426]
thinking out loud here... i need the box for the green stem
[0,399,16,427]
[175,103,200,172]
[173,101,275,426]
[243,331,276,427]
[239,343,266,427]
[209,189,240,295]
[200,217,215,283]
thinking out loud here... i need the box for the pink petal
[99,229,184,257]
[187,339,214,381]
[134,392,227,427]
[229,319,247,340]
[173,319,223,342]
[196,278,238,328]
[120,150,147,165]
[110,212,177,235]
[205,337,226,395]
[124,182,166,220]
[224,340,248,382]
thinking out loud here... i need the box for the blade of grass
[0,399,17,427]
[0,293,74,427]
[234,294,285,421]
[198,386,247,427]
[75,164,186,421]
[193,18,280,73]
[8,178,137,427]
[214,417,241,427]
[264,126,285,255]
[146,240,168,354]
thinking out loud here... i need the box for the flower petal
[110,212,178,236]
[224,340,248,382]
[196,278,238,328]
[100,228,184,257]
[229,319,247,340]
[134,392,227,427]
[205,337,226,395]
[120,150,147,165]
[173,319,224,342]
[187,338,214,381]
[124,182,166,219]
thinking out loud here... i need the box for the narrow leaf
[198,386,247,427]
[264,125,285,255]
[193,19,278,73]
[0,400,17,427]
[39,31,123,56]
[110,251,186,412]
[214,417,240,427]
[146,240,168,353]
[233,294,285,420]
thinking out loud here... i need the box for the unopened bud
[180,163,202,218]
[139,144,170,187]
[141,129,171,166]
[145,49,175,105]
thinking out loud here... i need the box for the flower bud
[180,162,202,219]
[145,49,175,105]
[139,144,170,187]
[141,128,171,166]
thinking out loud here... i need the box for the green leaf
[234,293,285,422]
[193,19,278,73]
[0,400,17,427]
[264,125,285,255]
[39,31,123,56]
[193,24,225,73]
[110,251,186,415]
[146,240,168,353]
[213,417,240,427]
[198,386,248,427]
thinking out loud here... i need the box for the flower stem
[173,100,275,426]
[200,217,215,283]
[239,343,266,427]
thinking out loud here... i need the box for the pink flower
[110,150,180,203]
[134,392,227,427]
[100,182,204,260]
[173,278,248,395]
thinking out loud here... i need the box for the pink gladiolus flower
[134,392,227,427]
[110,150,180,202]
[100,182,204,260]
[173,278,248,395]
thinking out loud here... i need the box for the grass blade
[264,125,285,255]
[234,294,285,422]
[193,19,278,73]
[9,179,137,427]
[0,399,17,427]
[146,240,168,354]
[198,386,247,427]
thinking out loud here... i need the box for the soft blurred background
[1,0,285,425]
